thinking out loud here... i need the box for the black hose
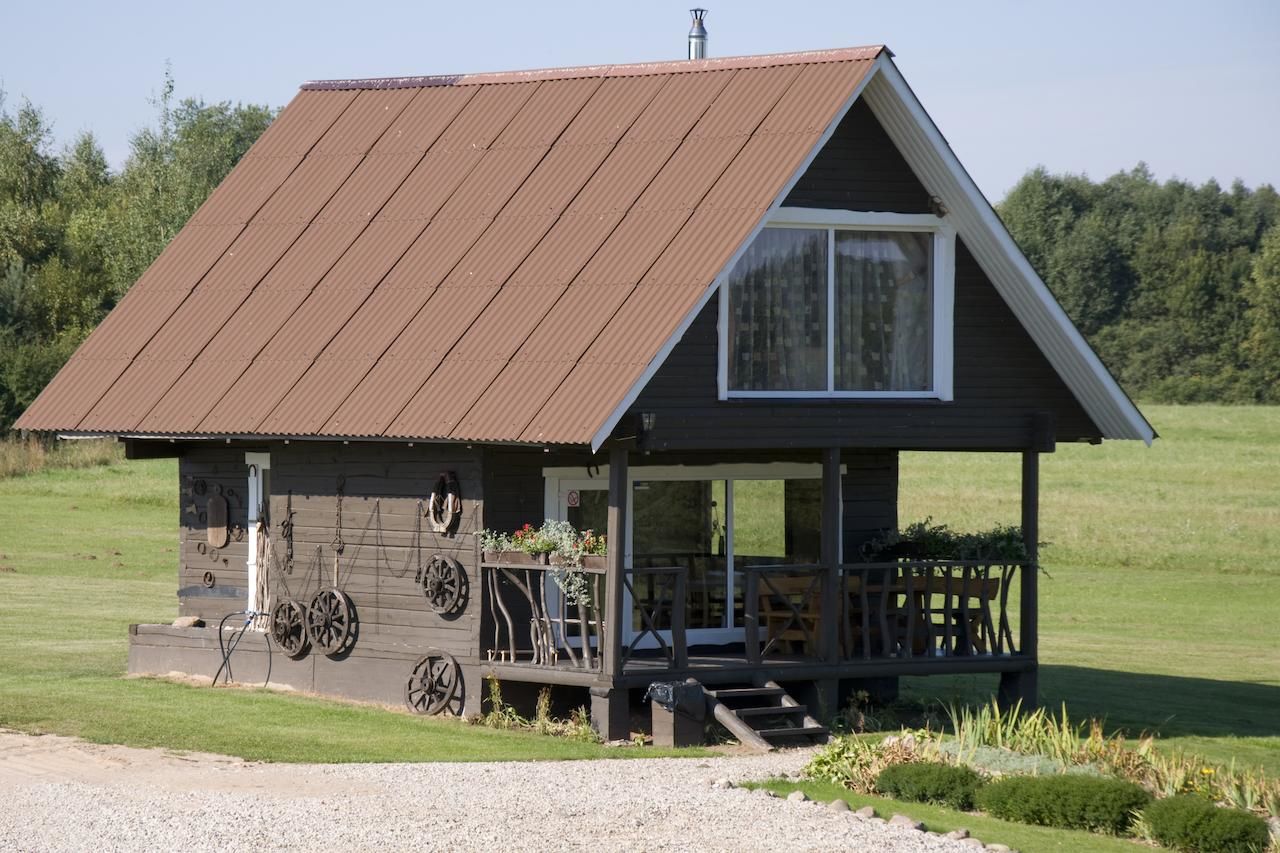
[212,610,274,689]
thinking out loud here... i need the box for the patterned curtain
[727,228,827,391]
[834,231,931,391]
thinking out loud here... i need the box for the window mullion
[827,228,836,393]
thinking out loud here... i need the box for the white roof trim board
[593,57,1154,451]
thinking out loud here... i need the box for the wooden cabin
[16,46,1153,745]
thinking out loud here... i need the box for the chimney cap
[688,8,708,60]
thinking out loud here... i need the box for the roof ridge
[301,45,885,91]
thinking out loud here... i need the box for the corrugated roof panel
[251,154,364,225]
[429,84,538,153]
[511,284,635,363]
[189,155,303,226]
[497,145,614,220]
[310,88,419,156]
[561,140,682,217]
[520,360,649,444]
[373,148,488,223]
[686,65,801,140]
[620,70,735,142]
[455,360,574,441]
[640,206,767,287]
[377,216,490,289]
[756,60,875,136]
[128,224,243,294]
[15,356,135,431]
[630,136,753,213]
[371,86,475,155]
[581,285,708,365]
[72,287,191,361]
[505,212,623,287]
[179,223,308,293]
[556,75,668,147]
[440,214,556,288]
[445,285,565,362]
[430,148,548,222]
[573,209,694,287]
[387,357,510,438]
[79,357,193,432]
[488,77,599,149]
[246,89,358,157]
[314,152,422,224]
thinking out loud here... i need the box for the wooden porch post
[1019,449,1039,661]
[592,446,631,741]
[821,448,842,665]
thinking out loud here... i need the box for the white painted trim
[589,53,889,452]
[726,390,945,400]
[934,227,956,401]
[864,60,1153,443]
[243,452,270,614]
[770,208,945,229]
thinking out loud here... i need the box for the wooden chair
[757,575,823,657]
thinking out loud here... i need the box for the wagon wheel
[420,555,465,614]
[404,649,462,716]
[270,598,310,659]
[306,588,355,656]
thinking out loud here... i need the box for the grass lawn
[750,779,1144,853]
[0,456,703,762]
[898,403,1280,774]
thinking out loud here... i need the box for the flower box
[549,554,608,570]
[483,550,549,566]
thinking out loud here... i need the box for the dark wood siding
[784,99,931,213]
[627,100,1101,450]
[178,441,485,670]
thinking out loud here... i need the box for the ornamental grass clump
[1142,794,1272,853]
[875,762,985,810]
[975,774,1152,835]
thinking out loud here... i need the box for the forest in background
[1,81,1278,431]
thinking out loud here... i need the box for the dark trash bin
[645,679,706,748]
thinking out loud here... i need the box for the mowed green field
[899,404,1280,773]
[0,404,1276,771]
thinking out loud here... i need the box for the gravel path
[0,731,973,852]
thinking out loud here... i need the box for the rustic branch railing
[745,561,1025,663]
[481,560,606,671]
[621,566,688,670]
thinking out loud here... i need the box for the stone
[889,814,925,831]
[866,817,886,825]
[854,806,876,819]
[172,616,204,628]
[960,839,985,849]
[759,789,778,798]
[985,845,1012,853]
[786,791,807,802]
[826,799,850,812]
[945,829,970,840]
[711,778,733,790]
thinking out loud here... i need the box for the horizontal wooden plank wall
[179,446,253,619]
[626,99,1100,450]
[173,441,486,707]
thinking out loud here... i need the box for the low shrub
[1143,795,1271,853]
[975,774,1151,834]
[804,734,922,793]
[875,762,984,810]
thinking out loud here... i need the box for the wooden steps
[702,681,829,751]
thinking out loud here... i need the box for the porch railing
[481,562,690,672]
[482,560,606,671]
[744,560,1026,664]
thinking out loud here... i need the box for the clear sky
[2,0,1277,201]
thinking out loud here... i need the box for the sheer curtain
[834,231,931,391]
[727,228,827,391]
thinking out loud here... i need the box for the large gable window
[720,210,954,400]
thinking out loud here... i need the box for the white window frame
[244,452,271,615]
[717,208,955,402]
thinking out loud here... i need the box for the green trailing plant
[875,762,985,810]
[1142,795,1271,853]
[861,517,1034,562]
[975,775,1152,835]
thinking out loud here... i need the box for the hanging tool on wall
[332,476,345,554]
[280,490,295,574]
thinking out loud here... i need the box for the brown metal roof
[16,47,883,445]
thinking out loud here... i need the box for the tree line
[2,81,1278,431]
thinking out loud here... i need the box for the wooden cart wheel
[270,598,310,659]
[404,649,462,716]
[420,555,465,614]
[306,588,355,656]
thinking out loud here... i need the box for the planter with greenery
[479,521,607,602]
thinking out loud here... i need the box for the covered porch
[480,439,1046,735]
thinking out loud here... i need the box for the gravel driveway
[0,731,973,852]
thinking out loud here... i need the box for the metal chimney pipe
[688,9,708,60]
